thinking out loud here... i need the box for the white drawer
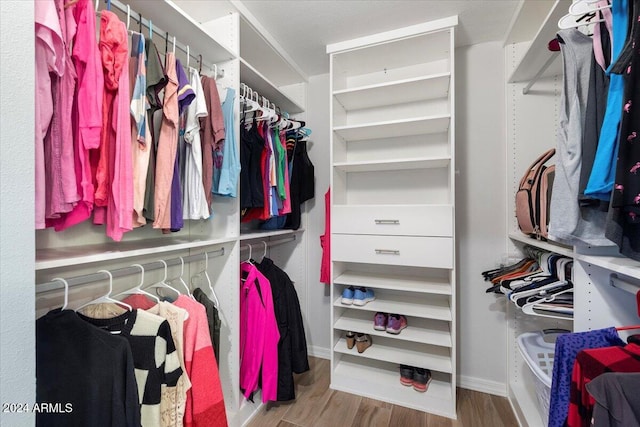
[333,205,453,237]
[332,234,453,268]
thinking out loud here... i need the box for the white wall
[455,41,508,394]
[302,74,332,357]
[0,1,36,425]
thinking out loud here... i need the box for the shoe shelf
[334,336,452,374]
[333,293,452,322]
[334,311,452,348]
[332,356,455,418]
[333,73,451,111]
[334,271,452,295]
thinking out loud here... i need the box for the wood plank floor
[247,357,519,427]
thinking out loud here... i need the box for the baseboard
[307,345,331,360]
[457,375,508,397]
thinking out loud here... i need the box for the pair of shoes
[342,287,375,306]
[399,365,432,393]
[355,333,372,353]
[346,331,356,349]
[374,313,408,334]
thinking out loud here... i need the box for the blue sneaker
[341,286,355,305]
[353,287,375,306]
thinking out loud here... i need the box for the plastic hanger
[558,10,604,29]
[149,20,153,41]
[244,243,254,264]
[51,277,70,310]
[171,257,193,298]
[186,45,190,69]
[261,241,268,261]
[76,270,133,313]
[172,36,176,55]
[145,260,181,299]
[113,264,160,303]
[569,0,610,15]
[192,252,220,308]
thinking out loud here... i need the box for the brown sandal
[346,331,356,349]
[355,333,372,353]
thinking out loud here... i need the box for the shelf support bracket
[522,53,559,95]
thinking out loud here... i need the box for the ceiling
[174,0,522,79]
[237,0,522,78]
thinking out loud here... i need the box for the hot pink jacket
[240,262,280,402]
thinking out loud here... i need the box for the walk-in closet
[2,0,640,426]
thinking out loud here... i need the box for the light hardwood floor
[247,357,519,427]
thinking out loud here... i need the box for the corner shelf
[509,231,574,257]
[507,0,569,83]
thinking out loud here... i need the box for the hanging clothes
[92,10,133,242]
[154,52,179,230]
[240,120,265,211]
[44,0,79,221]
[567,343,640,427]
[193,287,221,364]
[168,58,195,232]
[584,0,630,201]
[142,39,168,223]
[172,295,228,427]
[78,309,183,427]
[36,309,141,427]
[35,0,64,229]
[240,262,280,403]
[586,372,640,426]
[548,29,609,246]
[548,328,625,427]
[200,76,226,210]
[130,33,151,228]
[122,297,191,427]
[278,129,292,215]
[606,0,640,261]
[182,68,210,220]
[213,87,241,198]
[256,257,310,401]
[285,138,315,230]
[320,188,331,284]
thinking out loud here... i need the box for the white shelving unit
[504,1,640,425]
[328,16,458,419]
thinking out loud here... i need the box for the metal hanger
[76,270,133,313]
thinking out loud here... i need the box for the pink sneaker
[373,312,388,331]
[386,314,407,334]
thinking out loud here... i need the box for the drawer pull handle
[374,219,400,225]
[375,249,400,255]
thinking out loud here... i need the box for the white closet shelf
[333,295,452,321]
[240,59,304,114]
[333,157,450,173]
[35,236,236,270]
[239,228,304,241]
[333,115,450,142]
[333,73,450,111]
[509,231,574,257]
[334,313,452,347]
[510,380,545,427]
[507,0,568,83]
[334,271,452,295]
[573,253,640,281]
[126,0,235,64]
[334,337,452,373]
[332,359,455,418]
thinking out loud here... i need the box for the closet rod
[239,234,297,252]
[522,53,559,94]
[610,273,640,295]
[36,247,225,294]
[105,0,224,78]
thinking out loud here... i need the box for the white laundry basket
[517,330,562,423]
